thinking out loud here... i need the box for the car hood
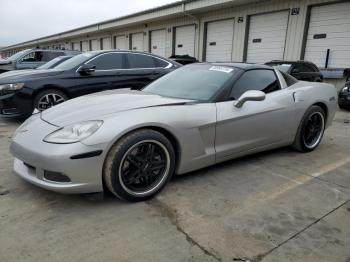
[0,60,12,65]
[41,90,193,126]
[0,69,63,82]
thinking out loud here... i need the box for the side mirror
[79,64,96,75]
[234,90,266,108]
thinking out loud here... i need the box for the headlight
[342,86,350,92]
[0,83,24,91]
[43,120,103,144]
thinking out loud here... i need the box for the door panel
[215,89,295,162]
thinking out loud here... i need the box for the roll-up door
[90,39,100,51]
[174,25,195,57]
[205,19,234,62]
[246,11,289,63]
[150,29,166,57]
[115,35,126,50]
[72,42,80,51]
[304,2,350,68]
[81,41,89,52]
[130,33,144,51]
[102,37,111,50]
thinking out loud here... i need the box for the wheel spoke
[146,144,155,160]
[127,155,143,168]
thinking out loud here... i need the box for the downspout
[182,2,200,60]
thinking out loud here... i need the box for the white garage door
[131,33,144,51]
[102,37,111,50]
[90,39,100,51]
[246,11,289,63]
[304,2,350,68]
[81,41,89,52]
[115,35,126,50]
[151,29,166,57]
[175,25,195,56]
[205,19,234,62]
[72,42,80,51]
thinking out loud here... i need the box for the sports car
[10,63,338,202]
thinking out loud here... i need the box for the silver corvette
[10,63,337,201]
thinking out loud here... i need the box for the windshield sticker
[209,66,234,74]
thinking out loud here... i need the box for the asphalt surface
[0,109,349,262]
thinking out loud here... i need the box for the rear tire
[33,89,68,112]
[103,129,175,202]
[292,105,326,152]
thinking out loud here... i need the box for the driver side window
[230,69,280,100]
[21,51,43,63]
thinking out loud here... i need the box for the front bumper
[338,91,350,106]
[10,117,107,194]
[0,91,32,117]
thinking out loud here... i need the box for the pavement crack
[147,198,222,261]
[254,199,350,262]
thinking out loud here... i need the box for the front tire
[34,89,68,112]
[103,129,175,202]
[292,105,326,152]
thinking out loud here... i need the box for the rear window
[267,63,292,73]
[127,54,156,68]
[280,71,298,87]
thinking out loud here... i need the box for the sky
[0,0,180,47]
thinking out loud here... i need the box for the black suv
[0,50,181,118]
[265,60,323,82]
[0,48,80,73]
[338,69,350,109]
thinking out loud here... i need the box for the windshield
[7,49,30,61]
[37,56,67,69]
[55,53,94,70]
[143,64,236,101]
[266,63,292,73]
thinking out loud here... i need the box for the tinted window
[230,70,280,100]
[21,51,44,62]
[127,54,155,68]
[154,58,170,68]
[87,53,124,70]
[55,53,94,70]
[42,51,64,62]
[280,71,298,87]
[294,63,317,73]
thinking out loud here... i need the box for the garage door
[81,41,89,52]
[304,2,350,68]
[130,33,144,51]
[175,25,195,56]
[115,35,126,50]
[151,29,166,57]
[72,42,80,51]
[246,11,289,64]
[205,19,234,62]
[102,37,111,50]
[90,39,100,51]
